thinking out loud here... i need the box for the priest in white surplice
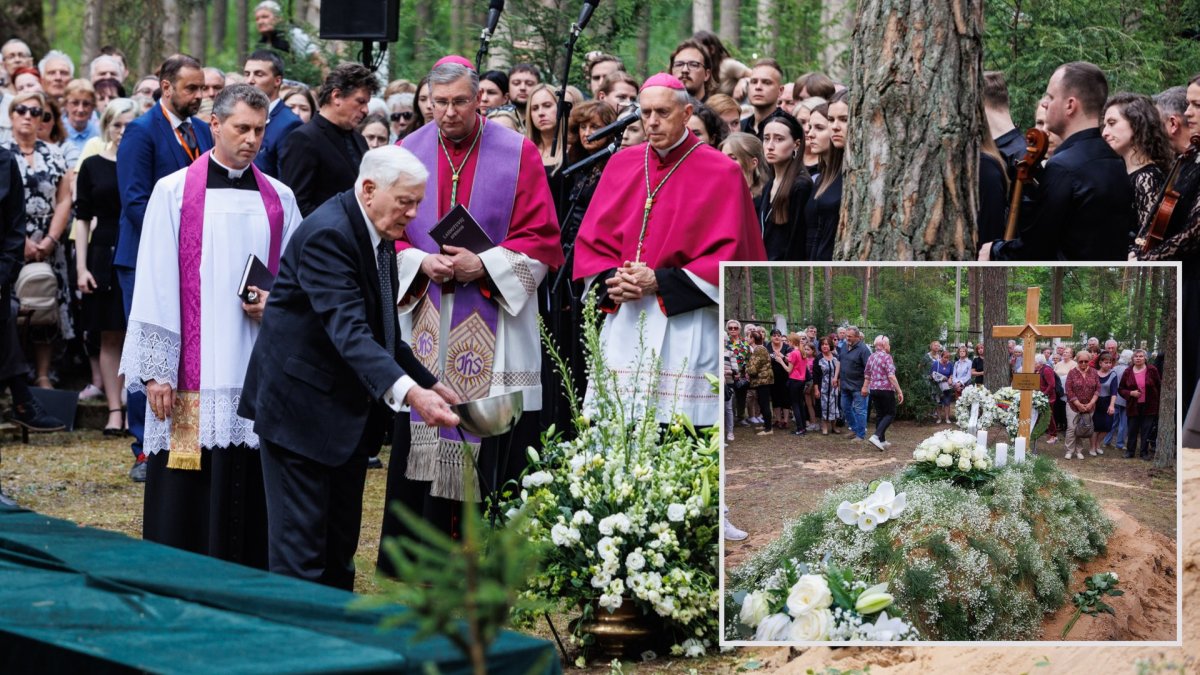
[119,84,302,568]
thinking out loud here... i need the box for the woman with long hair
[804,101,844,260]
[721,132,768,202]
[1101,93,1173,256]
[687,102,728,147]
[74,97,137,434]
[524,83,566,206]
[978,101,1011,243]
[759,111,811,260]
[813,336,841,435]
[793,97,826,174]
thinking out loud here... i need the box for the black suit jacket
[239,191,437,467]
[0,148,24,320]
[991,128,1135,260]
[279,113,367,217]
[254,101,303,179]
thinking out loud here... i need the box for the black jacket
[0,148,24,320]
[239,191,437,466]
[757,174,813,261]
[991,128,1134,260]
[280,113,368,217]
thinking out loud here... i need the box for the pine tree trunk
[719,0,740,48]
[767,268,778,318]
[968,266,980,340]
[745,267,755,322]
[1146,267,1161,348]
[1051,268,1064,323]
[820,0,851,78]
[213,0,228,53]
[189,3,207,63]
[236,0,250,63]
[862,267,871,324]
[1132,268,1147,348]
[161,0,181,57]
[756,0,775,55]
[837,0,984,261]
[694,0,714,33]
[82,0,104,65]
[982,266,1008,391]
[823,267,834,329]
[808,267,815,320]
[0,0,49,57]
[783,267,794,325]
[451,0,465,57]
[1155,271,1176,468]
[636,2,651,78]
[304,0,321,27]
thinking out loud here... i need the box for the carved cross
[991,287,1074,441]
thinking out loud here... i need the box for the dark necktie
[178,120,198,158]
[377,239,396,356]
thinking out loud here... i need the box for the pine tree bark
[1051,267,1064,323]
[968,266,980,339]
[161,0,181,57]
[188,3,207,63]
[756,0,776,55]
[767,267,778,318]
[82,0,104,66]
[820,0,850,78]
[636,2,651,78]
[213,0,228,53]
[981,266,1008,391]
[719,0,740,49]
[1155,271,1176,468]
[694,0,714,33]
[862,267,871,324]
[1146,267,1161,348]
[1132,267,1147,348]
[808,267,815,320]
[823,268,834,329]
[783,267,793,324]
[836,0,984,261]
[744,267,755,322]
[236,0,250,64]
[0,0,47,57]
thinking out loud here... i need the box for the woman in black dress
[74,97,137,435]
[804,100,844,260]
[1100,93,1172,257]
[758,112,811,260]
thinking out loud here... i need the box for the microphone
[483,0,504,37]
[574,0,600,33]
[586,103,640,144]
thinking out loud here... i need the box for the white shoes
[724,517,748,541]
[756,429,774,436]
[868,434,886,451]
[726,432,735,442]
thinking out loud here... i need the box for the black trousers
[259,439,368,591]
[1126,414,1157,458]
[788,380,807,431]
[871,390,897,441]
[755,384,772,432]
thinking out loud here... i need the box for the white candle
[1014,437,1026,464]
[976,430,988,449]
[995,443,1008,468]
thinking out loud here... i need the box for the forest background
[5,0,1200,131]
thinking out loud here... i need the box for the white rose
[972,447,987,461]
[958,457,971,471]
[571,510,594,526]
[521,470,553,488]
[936,454,953,468]
[667,504,687,522]
[788,608,834,641]
[598,515,618,535]
[754,613,792,641]
[786,574,833,618]
[739,590,771,628]
[973,459,988,470]
[550,523,573,547]
[912,448,926,462]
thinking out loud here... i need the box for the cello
[1138,134,1200,254]
[1003,128,1050,241]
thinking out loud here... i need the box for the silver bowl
[451,391,524,438]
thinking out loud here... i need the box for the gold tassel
[166,450,202,471]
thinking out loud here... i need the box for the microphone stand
[476,27,494,70]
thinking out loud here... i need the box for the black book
[237,254,274,302]
[428,204,494,254]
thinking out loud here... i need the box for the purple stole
[168,151,284,470]
[401,118,521,500]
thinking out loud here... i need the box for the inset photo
[721,264,1180,645]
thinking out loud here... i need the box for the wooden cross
[991,287,1074,441]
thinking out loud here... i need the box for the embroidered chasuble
[395,116,562,501]
[574,136,766,426]
[121,152,302,467]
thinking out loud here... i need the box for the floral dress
[12,140,72,338]
[817,355,840,420]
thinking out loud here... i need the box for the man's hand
[420,252,456,285]
[406,385,460,428]
[242,286,268,321]
[604,272,630,304]
[432,382,462,406]
[614,261,658,301]
[443,245,486,283]
[146,379,175,421]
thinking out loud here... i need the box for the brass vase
[572,597,661,659]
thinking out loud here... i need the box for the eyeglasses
[672,60,704,72]
[432,98,474,111]
[12,105,44,118]
[390,111,413,122]
[726,326,739,331]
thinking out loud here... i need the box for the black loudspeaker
[319,0,400,42]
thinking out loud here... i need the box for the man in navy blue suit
[244,50,301,179]
[116,53,211,482]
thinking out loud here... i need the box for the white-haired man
[240,144,460,590]
[574,73,765,430]
[120,84,303,568]
[38,50,74,104]
[89,55,125,84]
[378,55,563,557]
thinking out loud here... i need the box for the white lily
[858,611,910,641]
[857,512,878,532]
[836,501,860,525]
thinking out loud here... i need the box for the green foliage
[727,453,1114,640]
[873,269,952,422]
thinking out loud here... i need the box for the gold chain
[438,116,485,207]
[635,139,703,263]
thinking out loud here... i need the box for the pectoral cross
[992,287,1074,442]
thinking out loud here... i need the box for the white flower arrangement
[505,307,718,658]
[993,387,1051,440]
[910,429,993,487]
[954,385,997,430]
[733,560,918,642]
[836,481,907,532]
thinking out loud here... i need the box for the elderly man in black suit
[239,145,461,591]
[982,61,1135,261]
[279,62,375,216]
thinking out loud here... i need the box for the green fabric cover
[0,506,560,674]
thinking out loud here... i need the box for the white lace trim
[120,320,181,394]
[142,387,260,456]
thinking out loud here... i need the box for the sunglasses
[12,105,44,119]
[390,111,413,122]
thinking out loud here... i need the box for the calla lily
[888,492,906,517]
[836,501,859,525]
[868,501,892,521]
[857,512,877,532]
[855,584,895,614]
[859,611,910,641]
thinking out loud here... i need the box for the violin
[1139,134,1200,254]
[1003,128,1050,241]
